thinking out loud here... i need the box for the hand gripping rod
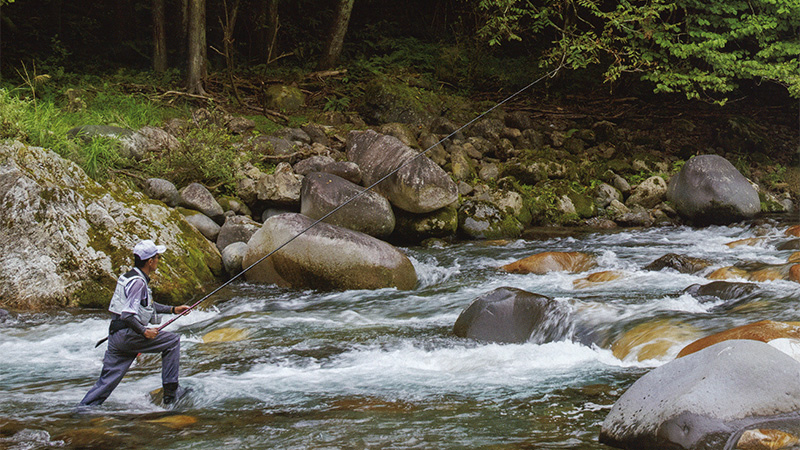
[94,66,562,348]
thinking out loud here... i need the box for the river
[2,218,799,449]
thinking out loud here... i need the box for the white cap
[133,240,167,260]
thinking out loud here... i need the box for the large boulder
[501,251,596,275]
[453,287,572,344]
[677,320,800,358]
[600,340,800,450]
[300,172,395,238]
[0,142,222,310]
[346,130,458,214]
[179,182,225,224]
[216,215,261,253]
[243,213,417,290]
[666,154,760,225]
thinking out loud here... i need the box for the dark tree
[317,0,354,70]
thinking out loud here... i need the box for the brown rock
[725,237,767,248]
[677,320,800,358]
[612,319,701,362]
[737,429,799,450]
[707,266,749,280]
[786,225,800,237]
[501,251,597,275]
[573,270,625,289]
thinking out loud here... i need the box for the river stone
[777,239,800,250]
[323,161,362,185]
[681,281,759,306]
[0,142,221,310]
[502,251,597,275]
[677,320,800,358]
[216,215,261,253]
[611,319,702,362]
[346,130,458,214]
[453,287,572,344]
[626,176,667,209]
[644,253,711,274]
[573,270,625,289]
[221,241,248,275]
[179,182,225,224]
[594,183,622,208]
[458,199,523,240]
[143,178,180,207]
[202,327,250,343]
[294,155,336,175]
[393,204,458,243]
[217,196,252,217]
[666,154,760,225]
[600,340,800,450]
[255,162,303,206]
[300,172,395,238]
[243,213,417,290]
[180,208,221,242]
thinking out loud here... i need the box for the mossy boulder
[0,141,222,310]
[457,199,523,240]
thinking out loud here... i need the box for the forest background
[0,0,798,194]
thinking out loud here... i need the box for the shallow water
[2,219,800,449]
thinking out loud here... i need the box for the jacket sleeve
[120,312,147,334]
[153,302,173,314]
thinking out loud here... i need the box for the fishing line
[95,63,564,347]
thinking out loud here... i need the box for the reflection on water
[2,220,800,449]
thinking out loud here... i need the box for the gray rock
[626,176,667,209]
[181,209,221,241]
[221,241,248,276]
[262,207,293,222]
[217,196,252,217]
[255,162,303,206]
[667,154,760,225]
[458,199,523,240]
[323,161,362,185]
[594,183,622,208]
[179,183,225,224]
[300,172,395,238]
[453,287,572,344]
[393,204,459,243]
[346,130,458,214]
[144,178,180,207]
[226,117,256,135]
[278,127,312,145]
[252,136,296,156]
[645,253,711,274]
[120,126,180,161]
[600,340,800,450]
[0,142,221,309]
[243,213,417,290]
[294,155,336,176]
[301,124,330,146]
[681,281,759,308]
[613,174,631,196]
[216,215,261,252]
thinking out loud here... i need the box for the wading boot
[163,382,179,405]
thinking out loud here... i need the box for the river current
[2,219,800,449]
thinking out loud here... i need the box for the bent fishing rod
[95,65,563,348]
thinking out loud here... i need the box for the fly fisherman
[79,240,190,406]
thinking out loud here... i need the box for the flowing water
[2,219,800,449]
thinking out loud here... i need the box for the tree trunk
[265,0,279,63]
[187,0,207,95]
[317,0,354,70]
[152,0,167,73]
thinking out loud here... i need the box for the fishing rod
[95,64,564,348]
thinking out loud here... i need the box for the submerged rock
[243,213,417,290]
[644,253,711,274]
[601,340,800,450]
[453,287,571,344]
[611,319,701,362]
[680,281,759,308]
[501,251,596,275]
[677,320,800,358]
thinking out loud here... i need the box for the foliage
[476,0,800,102]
